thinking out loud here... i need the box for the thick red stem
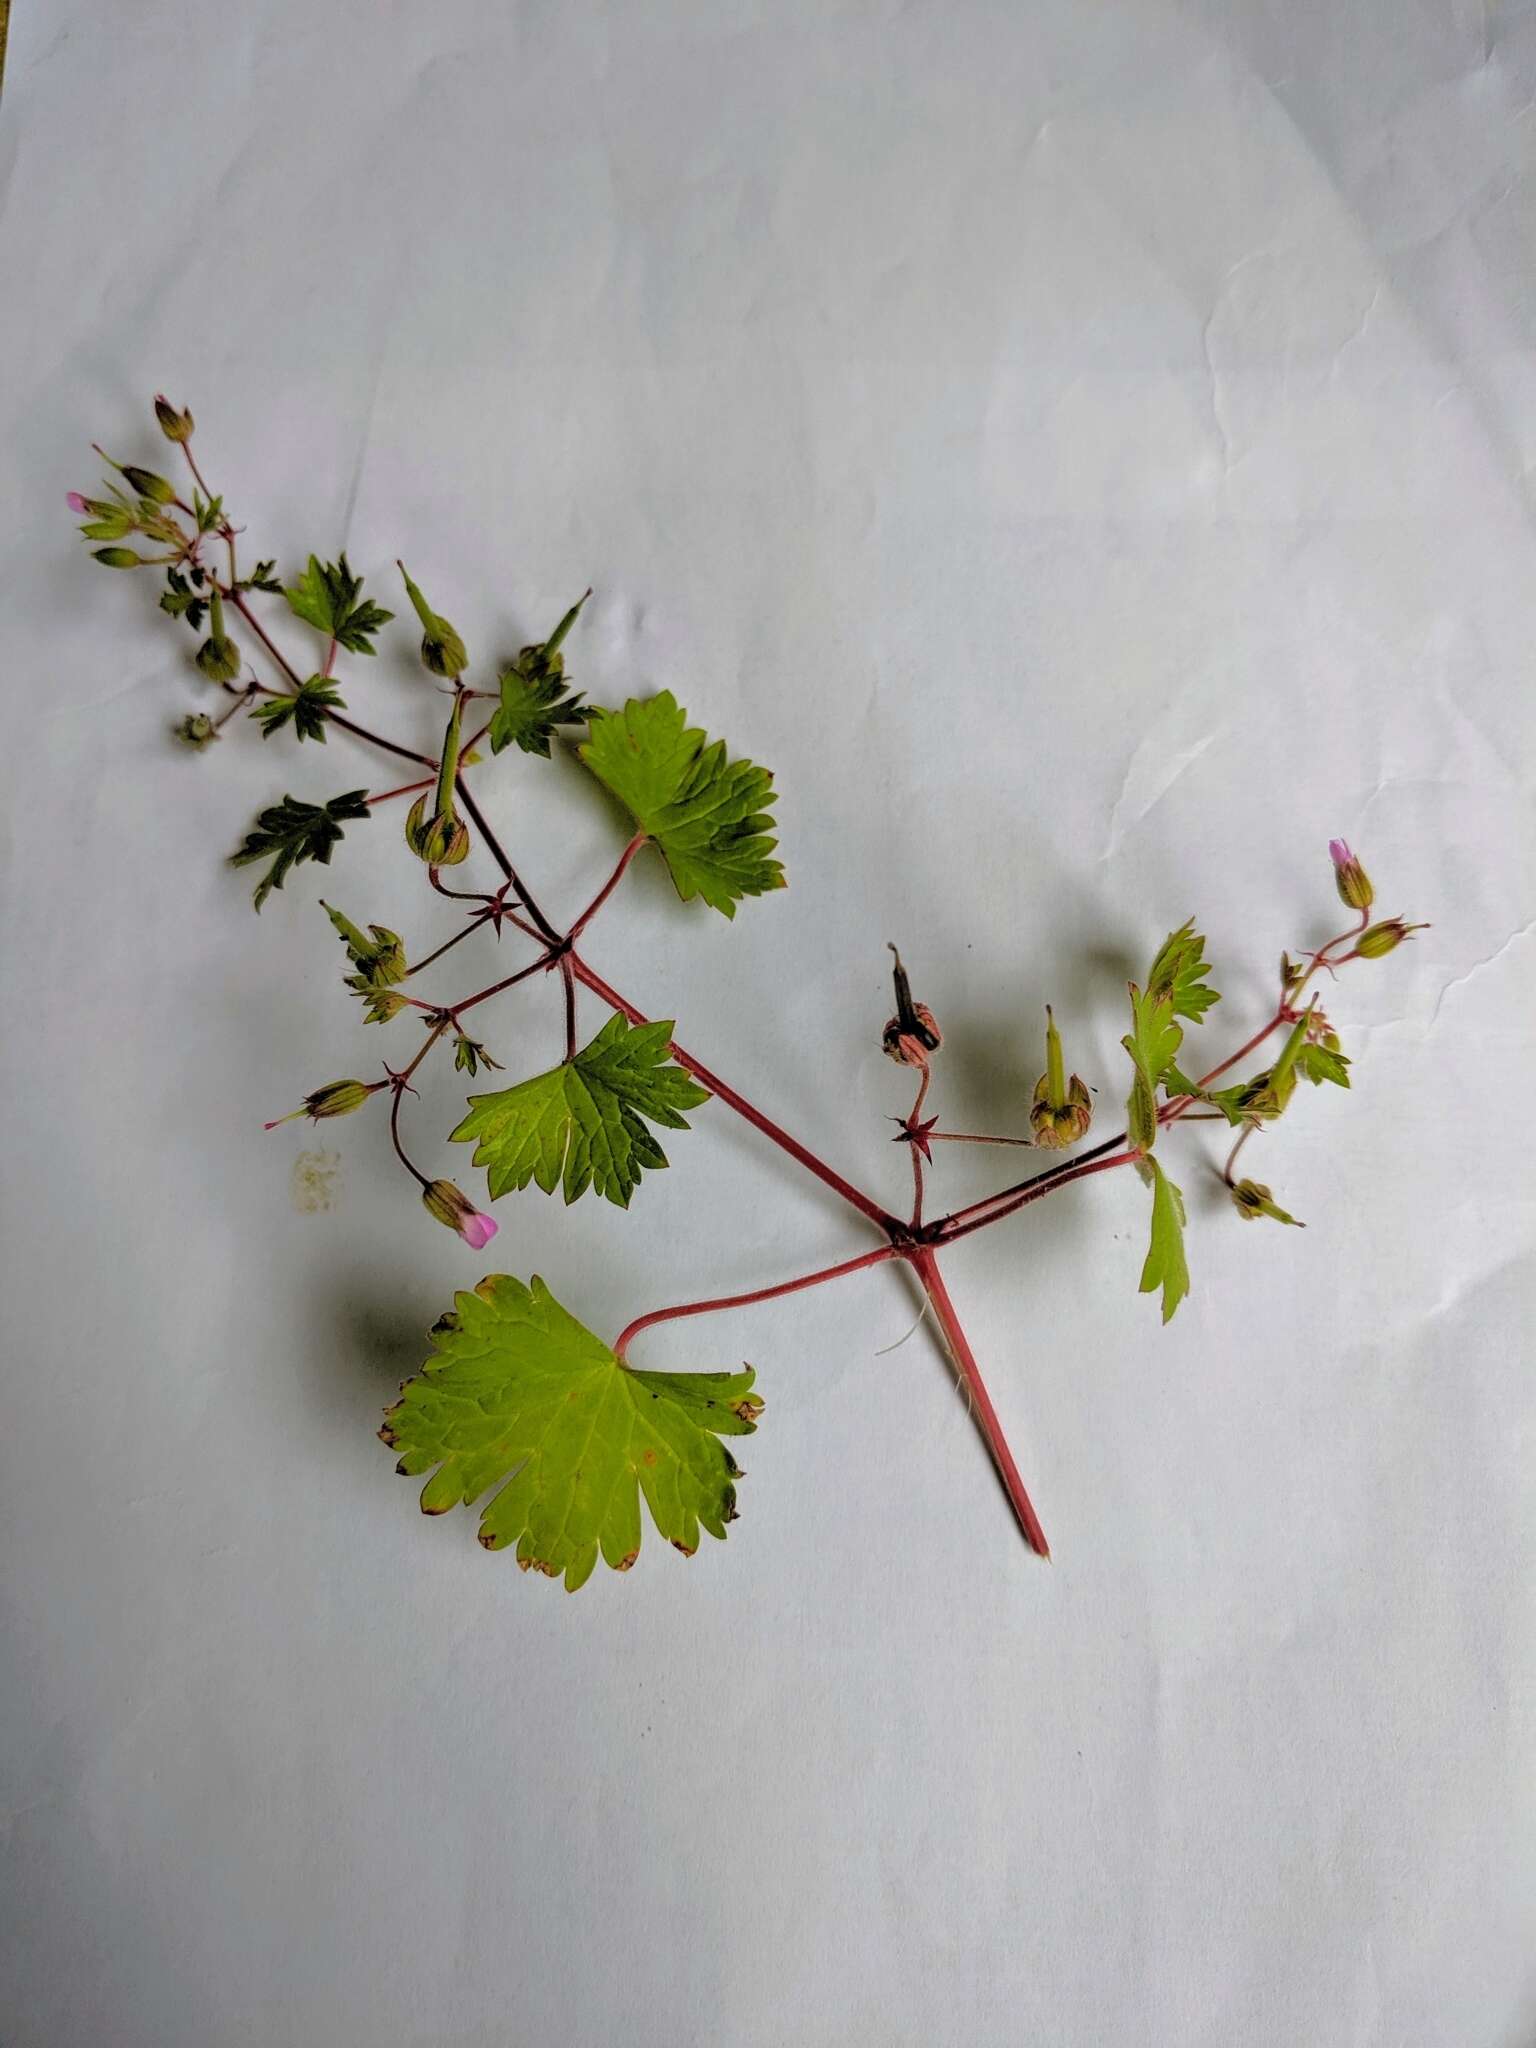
[909,1247,1050,1557]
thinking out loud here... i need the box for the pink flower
[422,1178,499,1249]
[458,1208,498,1250]
[1327,838,1352,870]
[1327,837,1374,912]
[67,492,89,514]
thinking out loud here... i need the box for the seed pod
[1029,1006,1093,1149]
[881,945,942,1068]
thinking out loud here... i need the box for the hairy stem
[568,833,646,942]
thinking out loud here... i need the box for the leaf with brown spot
[382,1274,763,1590]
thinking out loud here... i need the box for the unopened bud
[404,793,470,866]
[1229,1178,1303,1227]
[398,562,468,679]
[1029,1006,1093,1149]
[193,586,241,682]
[422,1178,499,1250]
[93,547,144,569]
[1328,838,1374,912]
[121,465,175,504]
[1354,917,1427,960]
[265,1079,378,1129]
[881,944,942,1068]
[173,712,218,749]
[154,394,195,442]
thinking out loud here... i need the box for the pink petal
[1328,838,1352,868]
[67,492,89,513]
[458,1210,498,1250]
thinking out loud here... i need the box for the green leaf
[1138,1157,1190,1323]
[159,568,207,632]
[230,789,371,910]
[381,1274,763,1588]
[1296,1041,1351,1089]
[252,675,346,743]
[490,664,589,756]
[454,1034,502,1077]
[283,555,394,655]
[579,692,785,917]
[452,1012,711,1207]
[1122,984,1183,1152]
[1147,919,1220,1023]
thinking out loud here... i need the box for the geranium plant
[70,397,1425,1589]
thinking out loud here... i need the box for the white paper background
[3,4,1535,2043]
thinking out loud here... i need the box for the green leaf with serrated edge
[252,675,346,743]
[282,555,394,655]
[380,1273,762,1588]
[453,1013,711,1207]
[1296,1042,1350,1089]
[489,664,589,756]
[579,693,785,917]
[1147,919,1220,1023]
[1137,1157,1190,1323]
[1122,983,1182,1152]
[230,789,370,910]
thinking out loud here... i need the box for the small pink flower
[1327,837,1374,912]
[421,1177,499,1249]
[1328,838,1351,869]
[67,492,89,514]
[457,1209,498,1250]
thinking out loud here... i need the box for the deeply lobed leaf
[452,1012,711,1207]
[283,555,393,655]
[230,789,371,910]
[381,1274,763,1588]
[579,692,785,917]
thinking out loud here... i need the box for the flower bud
[404,792,471,866]
[154,394,195,442]
[1328,838,1374,912]
[265,1079,378,1129]
[92,547,144,569]
[193,586,241,683]
[121,465,175,505]
[422,1179,500,1249]
[1229,1178,1303,1226]
[881,945,942,1068]
[1029,1006,1093,1149]
[173,712,218,749]
[398,562,468,679]
[1354,917,1427,960]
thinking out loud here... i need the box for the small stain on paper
[291,1149,342,1214]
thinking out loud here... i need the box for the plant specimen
[70,399,1426,1589]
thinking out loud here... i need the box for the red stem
[569,952,900,1233]
[613,1244,898,1361]
[909,1247,1050,1557]
[560,953,578,1060]
[568,833,646,942]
